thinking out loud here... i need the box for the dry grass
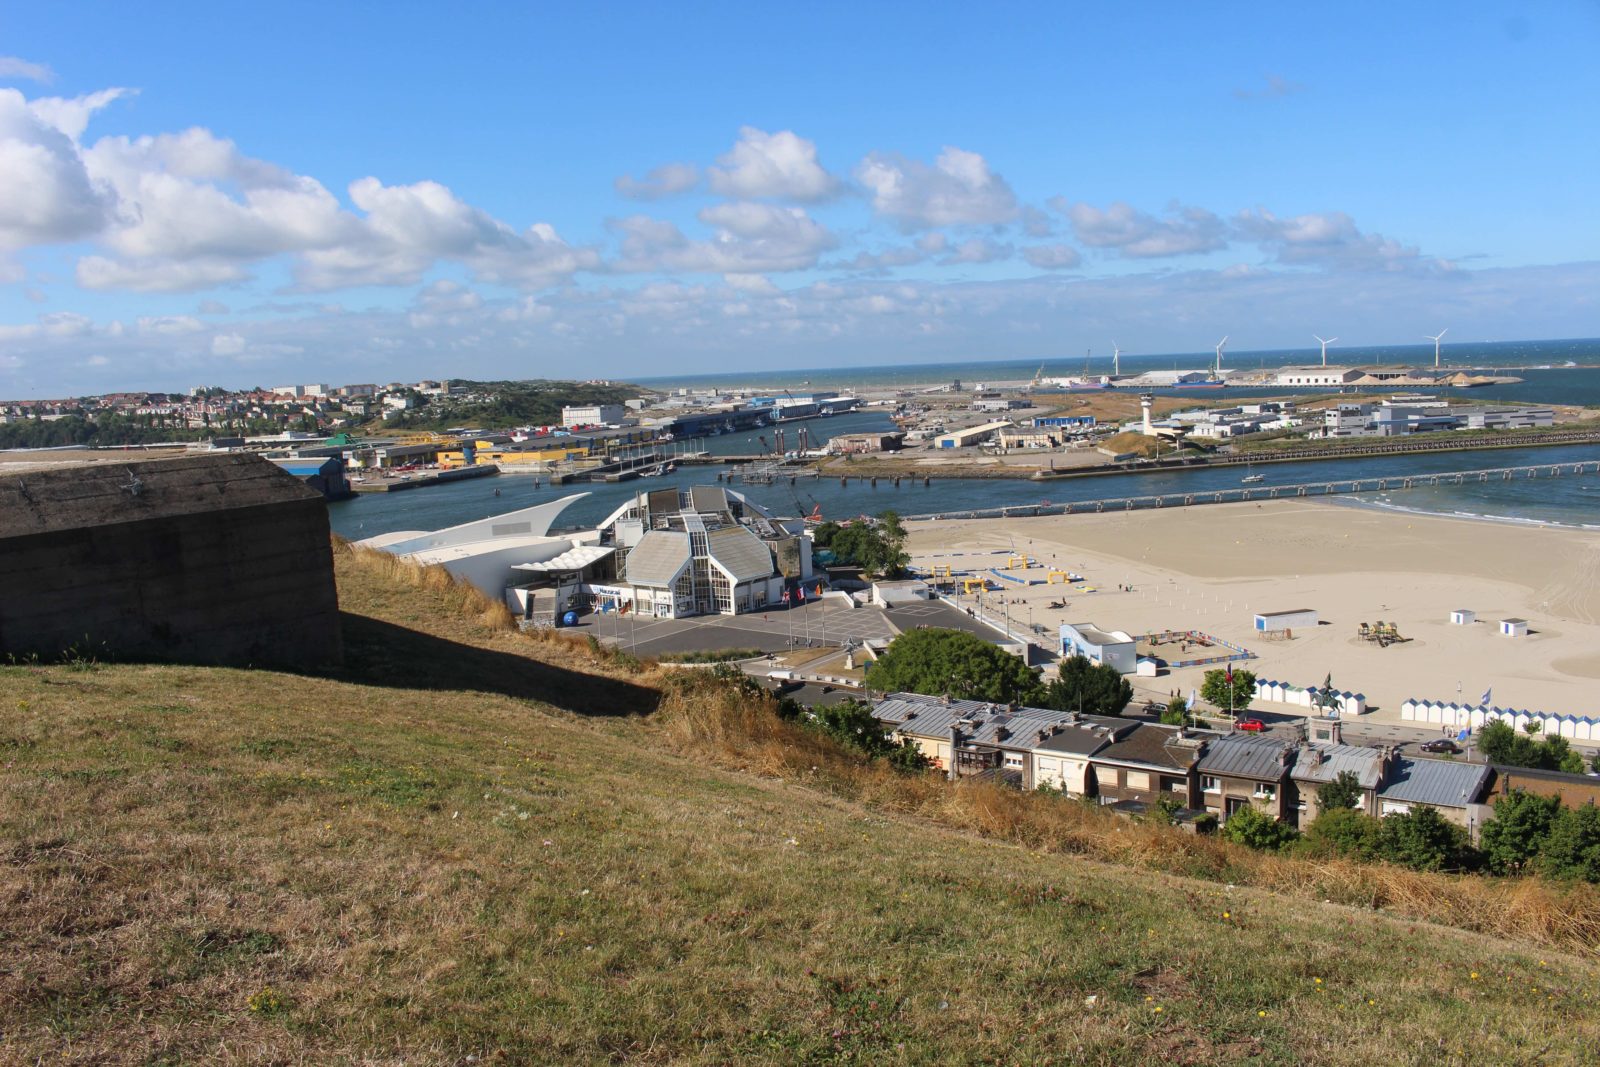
[2,544,1599,1064]
[656,672,1600,957]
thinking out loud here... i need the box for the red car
[1235,718,1267,732]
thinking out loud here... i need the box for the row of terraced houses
[869,693,1582,839]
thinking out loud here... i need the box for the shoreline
[904,497,1600,724]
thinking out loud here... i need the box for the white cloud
[412,279,483,313]
[0,88,118,248]
[612,202,836,274]
[0,56,54,83]
[197,299,230,315]
[295,177,599,290]
[77,255,250,292]
[28,87,132,141]
[211,332,246,356]
[707,127,838,202]
[614,162,699,200]
[137,315,203,335]
[1024,243,1083,270]
[1233,208,1436,271]
[1063,200,1229,258]
[724,272,779,294]
[1020,204,1055,238]
[940,236,1011,265]
[855,146,1018,229]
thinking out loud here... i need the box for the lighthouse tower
[1140,394,1154,436]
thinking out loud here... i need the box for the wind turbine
[1425,329,1448,369]
[1313,334,1338,367]
[1111,342,1121,377]
[1213,335,1228,378]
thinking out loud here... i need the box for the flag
[1480,686,1492,707]
[1187,688,1197,710]
[796,586,806,603]
[1456,728,1471,742]
[1225,663,1233,686]
[815,583,823,597]
[618,601,631,616]
[782,589,791,603]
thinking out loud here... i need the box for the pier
[906,459,1600,521]
[349,464,499,492]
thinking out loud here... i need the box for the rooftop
[1378,756,1493,809]
[0,453,320,538]
[1289,743,1386,790]
[1196,734,1297,780]
[1094,723,1207,772]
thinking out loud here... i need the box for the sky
[1,1,1598,396]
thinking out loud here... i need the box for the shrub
[1534,802,1600,883]
[1301,807,1381,861]
[1479,790,1561,875]
[1374,807,1476,872]
[1219,805,1300,852]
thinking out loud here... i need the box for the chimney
[948,724,962,782]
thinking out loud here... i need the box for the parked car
[1420,739,1462,754]
[1235,718,1267,732]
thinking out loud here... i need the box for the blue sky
[1,1,1597,395]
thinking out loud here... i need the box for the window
[1004,755,1023,768]
[1168,779,1187,793]
[1253,784,1277,801]
[1202,776,1221,794]
[1125,771,1150,791]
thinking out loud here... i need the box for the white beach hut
[1500,618,1529,637]
[1449,609,1475,625]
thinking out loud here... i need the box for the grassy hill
[4,547,1600,1064]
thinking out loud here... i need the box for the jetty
[350,464,499,493]
[907,458,1600,521]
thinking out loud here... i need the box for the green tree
[1477,719,1585,772]
[823,512,910,578]
[1199,667,1256,716]
[1478,789,1561,875]
[1039,654,1132,717]
[1374,807,1474,872]
[1534,803,1600,883]
[800,699,931,774]
[1316,770,1364,814]
[1219,805,1300,852]
[1301,807,1381,861]
[864,628,1045,705]
[1159,692,1194,727]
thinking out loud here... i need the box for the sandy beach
[905,498,1600,725]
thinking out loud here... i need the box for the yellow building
[437,443,589,469]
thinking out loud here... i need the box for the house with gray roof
[1196,734,1298,823]
[1377,756,1494,836]
[1088,723,1207,809]
[1029,717,1141,796]
[872,692,1125,787]
[1290,742,1391,824]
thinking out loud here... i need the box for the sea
[328,339,1600,540]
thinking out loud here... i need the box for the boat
[1241,473,1265,484]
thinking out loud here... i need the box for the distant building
[0,455,342,668]
[934,421,1013,449]
[1274,368,1363,387]
[562,403,627,428]
[1059,622,1138,674]
[972,397,1028,413]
